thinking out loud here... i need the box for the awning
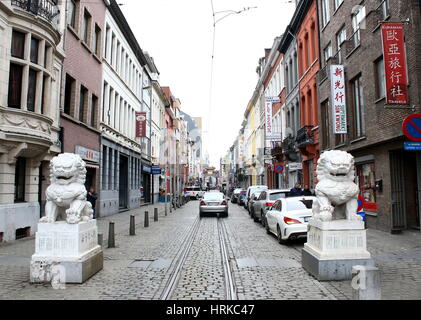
[85,163,100,169]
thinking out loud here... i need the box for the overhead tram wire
[206,1,257,162]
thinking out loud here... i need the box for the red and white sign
[136,112,147,138]
[381,23,409,105]
[265,101,273,138]
[330,65,347,134]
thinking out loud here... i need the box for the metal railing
[282,135,296,154]
[347,29,361,55]
[318,64,328,84]
[295,126,314,149]
[11,0,59,24]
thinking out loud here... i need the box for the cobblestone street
[0,200,420,300]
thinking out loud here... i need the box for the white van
[244,185,268,212]
[185,186,204,199]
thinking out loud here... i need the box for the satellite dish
[285,127,294,138]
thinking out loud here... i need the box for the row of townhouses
[0,0,203,242]
[221,0,421,234]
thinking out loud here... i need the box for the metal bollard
[108,222,115,248]
[144,211,149,228]
[130,215,135,235]
[165,203,168,216]
[154,208,158,222]
[351,265,381,300]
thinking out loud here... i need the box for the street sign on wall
[75,145,100,163]
[381,23,409,105]
[136,112,147,138]
[404,142,421,151]
[330,65,347,134]
[402,114,421,142]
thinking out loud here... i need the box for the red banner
[135,112,147,138]
[381,23,409,105]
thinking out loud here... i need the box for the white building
[0,0,65,241]
[99,0,148,216]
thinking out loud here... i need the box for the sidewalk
[323,228,421,300]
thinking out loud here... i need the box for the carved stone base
[30,220,103,284]
[30,247,103,284]
[301,219,374,281]
[302,248,374,281]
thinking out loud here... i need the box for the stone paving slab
[0,199,420,300]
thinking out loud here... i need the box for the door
[119,154,129,209]
[390,151,406,231]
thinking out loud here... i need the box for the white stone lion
[40,153,93,224]
[312,150,362,222]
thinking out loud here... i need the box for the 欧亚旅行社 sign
[330,65,347,134]
[381,23,409,105]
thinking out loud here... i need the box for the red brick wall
[61,117,100,153]
[64,0,106,98]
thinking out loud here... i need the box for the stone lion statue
[312,150,362,222]
[40,153,93,224]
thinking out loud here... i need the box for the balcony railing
[295,126,314,149]
[271,141,283,156]
[11,0,59,24]
[282,136,295,154]
[346,30,360,56]
[318,64,328,84]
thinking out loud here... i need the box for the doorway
[119,154,129,209]
[390,150,420,231]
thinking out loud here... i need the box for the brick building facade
[61,0,106,210]
[317,0,421,232]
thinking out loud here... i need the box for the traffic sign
[402,114,421,142]
[274,164,284,174]
[266,96,280,103]
[404,142,421,151]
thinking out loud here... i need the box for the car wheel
[265,219,271,234]
[199,212,203,218]
[277,225,287,244]
[253,210,259,222]
[261,212,265,226]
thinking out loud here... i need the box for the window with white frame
[351,5,365,47]
[321,0,330,28]
[334,0,344,11]
[323,42,332,64]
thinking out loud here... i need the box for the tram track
[159,215,237,300]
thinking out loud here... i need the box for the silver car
[252,189,291,223]
[199,192,228,217]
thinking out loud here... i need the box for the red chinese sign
[136,112,147,138]
[381,23,409,105]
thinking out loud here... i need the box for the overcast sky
[121,0,296,167]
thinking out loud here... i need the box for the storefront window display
[356,162,377,211]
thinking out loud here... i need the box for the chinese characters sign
[136,112,147,138]
[381,23,409,105]
[330,65,347,134]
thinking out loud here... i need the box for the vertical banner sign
[135,112,147,138]
[265,101,273,139]
[330,65,347,134]
[381,23,409,105]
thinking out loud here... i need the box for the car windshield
[286,199,313,211]
[203,193,224,201]
[269,192,287,200]
[252,192,261,199]
[187,187,200,191]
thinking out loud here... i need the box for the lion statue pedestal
[301,150,374,281]
[30,153,103,285]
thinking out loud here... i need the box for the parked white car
[251,189,290,223]
[265,196,316,244]
[244,185,268,212]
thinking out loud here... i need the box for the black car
[231,188,243,203]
